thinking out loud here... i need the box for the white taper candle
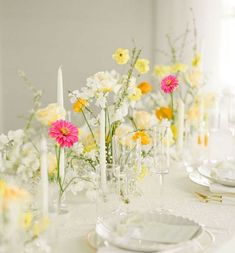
[57,66,65,181]
[99,108,107,191]
[40,136,48,216]
[177,99,185,149]
[57,66,64,109]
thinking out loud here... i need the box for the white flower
[8,129,24,143]
[95,93,107,108]
[0,134,9,150]
[114,103,129,121]
[115,124,134,147]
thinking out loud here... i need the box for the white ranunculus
[115,124,134,147]
[133,111,151,130]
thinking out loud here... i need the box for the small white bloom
[8,129,24,143]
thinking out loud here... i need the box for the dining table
[50,161,235,253]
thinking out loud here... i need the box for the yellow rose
[135,59,150,74]
[153,65,171,78]
[192,53,201,67]
[112,48,130,65]
[128,88,142,101]
[133,111,151,129]
[171,63,188,73]
[137,81,152,94]
[36,103,66,126]
[186,103,199,121]
[73,98,88,113]
[184,69,202,88]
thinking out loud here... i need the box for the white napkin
[128,222,200,244]
[212,161,235,181]
[210,183,235,194]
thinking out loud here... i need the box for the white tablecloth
[50,164,235,253]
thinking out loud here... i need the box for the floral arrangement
[68,46,153,173]
[0,180,49,251]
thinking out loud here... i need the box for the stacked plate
[93,211,213,252]
[189,160,235,189]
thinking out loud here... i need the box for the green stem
[171,93,175,122]
[56,146,64,194]
[81,109,97,146]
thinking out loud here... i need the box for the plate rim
[96,211,204,252]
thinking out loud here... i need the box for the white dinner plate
[189,170,210,188]
[198,163,235,187]
[89,228,214,253]
[96,211,203,252]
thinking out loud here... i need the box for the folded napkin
[127,222,200,244]
[210,183,235,194]
[212,161,235,181]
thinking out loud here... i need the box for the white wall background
[0,0,154,132]
[0,0,228,132]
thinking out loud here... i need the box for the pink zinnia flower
[49,120,78,148]
[160,75,179,94]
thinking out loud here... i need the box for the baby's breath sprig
[18,70,42,131]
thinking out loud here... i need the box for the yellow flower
[186,103,199,121]
[171,124,177,140]
[112,48,130,65]
[36,103,65,126]
[73,98,88,113]
[155,107,173,121]
[129,88,142,101]
[137,82,152,94]
[192,53,201,67]
[138,165,149,180]
[153,65,171,78]
[81,130,99,152]
[48,153,57,179]
[171,63,188,73]
[132,131,151,145]
[203,93,215,108]
[22,212,33,230]
[33,217,50,237]
[135,59,150,74]
[0,180,6,196]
